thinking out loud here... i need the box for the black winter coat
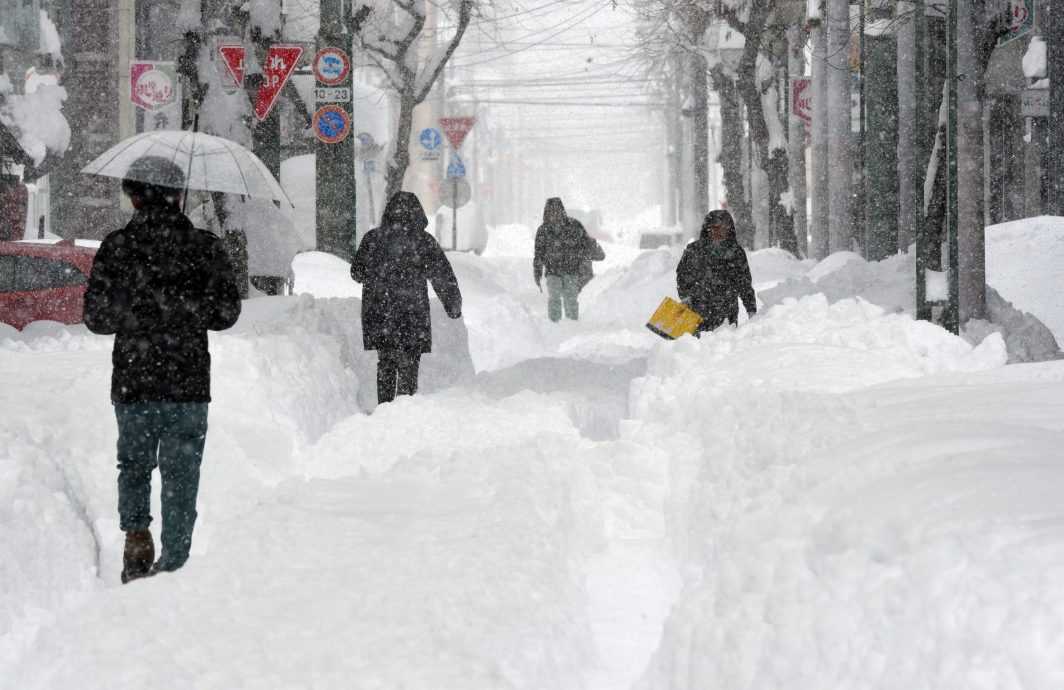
[676,229,757,332]
[84,204,242,403]
[351,192,462,353]
[533,198,604,280]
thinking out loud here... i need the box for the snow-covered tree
[351,0,476,200]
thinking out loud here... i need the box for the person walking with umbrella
[83,156,242,582]
[676,209,757,334]
[351,192,463,406]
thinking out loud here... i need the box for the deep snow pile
[4,218,1064,689]
[629,298,1064,690]
[986,215,1064,341]
[759,247,1061,363]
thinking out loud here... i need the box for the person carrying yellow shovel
[647,209,757,339]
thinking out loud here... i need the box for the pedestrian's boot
[121,529,154,584]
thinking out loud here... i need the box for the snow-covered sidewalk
[4,225,1064,689]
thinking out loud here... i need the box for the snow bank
[629,295,1064,690]
[759,247,1061,363]
[0,293,473,670]
[986,215,1064,342]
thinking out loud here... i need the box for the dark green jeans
[115,403,208,571]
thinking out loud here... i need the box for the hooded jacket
[533,198,603,280]
[351,192,462,353]
[676,215,757,332]
[84,202,242,403]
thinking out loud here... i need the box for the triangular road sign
[439,117,476,150]
[218,45,246,86]
[254,45,304,121]
[446,154,466,178]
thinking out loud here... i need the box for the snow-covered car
[0,239,97,329]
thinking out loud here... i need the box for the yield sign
[439,117,476,150]
[254,45,304,121]
[218,45,246,85]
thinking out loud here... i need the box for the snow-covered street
[3,217,1064,689]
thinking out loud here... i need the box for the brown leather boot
[121,530,155,584]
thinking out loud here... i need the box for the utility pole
[863,1,899,262]
[315,0,357,260]
[787,23,808,256]
[810,11,830,260]
[944,0,959,333]
[1048,0,1064,214]
[826,0,853,253]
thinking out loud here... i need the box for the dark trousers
[115,403,208,571]
[377,349,421,404]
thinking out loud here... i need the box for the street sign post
[254,45,303,121]
[446,154,467,178]
[314,86,352,102]
[218,45,246,87]
[420,128,442,162]
[998,0,1035,46]
[313,47,350,86]
[312,19,354,260]
[791,77,812,124]
[313,105,351,143]
[439,117,476,150]
[439,177,471,250]
[130,61,178,112]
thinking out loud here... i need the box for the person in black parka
[676,209,757,333]
[83,155,241,583]
[533,198,604,321]
[351,192,462,405]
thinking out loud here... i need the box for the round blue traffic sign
[314,105,350,144]
[419,128,442,150]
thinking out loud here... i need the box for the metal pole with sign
[315,1,356,260]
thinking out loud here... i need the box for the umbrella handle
[182,114,199,214]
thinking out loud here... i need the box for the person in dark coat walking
[351,192,462,405]
[676,209,757,333]
[83,155,242,583]
[533,197,604,321]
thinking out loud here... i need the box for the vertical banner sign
[254,45,304,121]
[998,0,1035,45]
[791,77,812,124]
[439,117,476,150]
[130,61,179,112]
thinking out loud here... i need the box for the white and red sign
[313,47,350,86]
[254,45,304,121]
[130,61,178,112]
[439,117,476,150]
[791,78,812,124]
[218,45,246,87]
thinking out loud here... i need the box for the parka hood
[543,197,567,223]
[699,209,739,245]
[380,191,428,232]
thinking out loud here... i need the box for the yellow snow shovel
[646,296,702,340]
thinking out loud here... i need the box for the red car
[0,239,98,330]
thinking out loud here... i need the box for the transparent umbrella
[80,130,292,206]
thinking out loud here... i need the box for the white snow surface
[3,216,1064,688]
